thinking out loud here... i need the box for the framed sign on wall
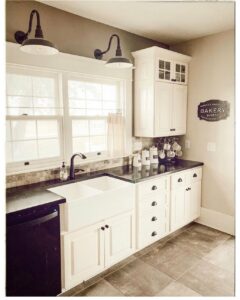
[198,99,230,122]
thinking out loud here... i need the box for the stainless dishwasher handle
[8,210,58,229]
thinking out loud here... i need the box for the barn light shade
[15,9,59,55]
[94,34,133,69]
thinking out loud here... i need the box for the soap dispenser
[60,161,68,181]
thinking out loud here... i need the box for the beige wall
[6,0,168,60]
[171,30,235,217]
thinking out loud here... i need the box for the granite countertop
[6,159,203,214]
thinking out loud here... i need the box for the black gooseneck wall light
[15,9,59,55]
[94,34,133,68]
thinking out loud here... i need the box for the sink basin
[83,176,129,191]
[48,182,100,201]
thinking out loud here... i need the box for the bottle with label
[150,146,159,164]
[60,162,68,181]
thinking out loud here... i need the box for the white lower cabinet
[170,167,202,232]
[62,211,135,290]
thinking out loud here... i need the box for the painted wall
[171,30,235,217]
[6,0,168,60]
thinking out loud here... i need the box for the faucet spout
[69,153,87,180]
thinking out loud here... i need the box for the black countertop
[6,159,203,214]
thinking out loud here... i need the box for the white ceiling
[37,0,235,45]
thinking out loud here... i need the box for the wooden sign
[198,100,230,122]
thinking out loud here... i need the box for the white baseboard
[196,207,235,235]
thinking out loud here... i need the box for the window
[66,77,123,158]
[6,66,63,172]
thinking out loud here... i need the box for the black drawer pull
[178,178,183,182]
[151,216,157,221]
[152,185,157,190]
[193,173,197,178]
[151,231,157,237]
[151,201,157,206]
[170,128,176,131]
[101,226,105,231]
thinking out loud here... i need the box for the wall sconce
[94,34,133,68]
[15,9,59,55]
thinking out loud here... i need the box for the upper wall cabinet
[132,47,191,138]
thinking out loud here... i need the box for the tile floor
[61,223,235,297]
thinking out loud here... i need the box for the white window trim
[6,43,132,175]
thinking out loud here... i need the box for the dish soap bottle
[60,162,68,181]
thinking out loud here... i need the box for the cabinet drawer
[171,172,186,189]
[138,192,168,215]
[138,177,169,198]
[189,168,202,183]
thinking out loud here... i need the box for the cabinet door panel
[190,181,201,220]
[105,212,134,267]
[155,82,172,136]
[62,222,104,290]
[172,85,187,135]
[170,187,186,231]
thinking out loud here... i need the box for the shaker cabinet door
[172,84,187,135]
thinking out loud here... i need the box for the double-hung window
[65,75,124,160]
[6,66,63,173]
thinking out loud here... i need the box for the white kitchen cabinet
[62,211,135,290]
[132,46,191,138]
[170,167,202,232]
[136,176,170,249]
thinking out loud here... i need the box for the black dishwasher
[6,203,62,296]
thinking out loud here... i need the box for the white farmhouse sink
[48,176,135,231]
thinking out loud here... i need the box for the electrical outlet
[185,139,190,149]
[207,142,217,152]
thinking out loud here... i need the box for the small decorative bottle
[60,162,68,181]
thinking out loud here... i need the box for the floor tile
[104,268,146,296]
[100,254,136,277]
[178,260,234,296]
[75,279,124,296]
[156,281,201,296]
[121,258,173,295]
[203,237,235,274]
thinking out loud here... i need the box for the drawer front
[138,177,169,198]
[138,191,168,216]
[171,171,186,189]
[189,167,202,183]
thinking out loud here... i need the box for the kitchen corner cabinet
[132,46,191,138]
[170,167,202,232]
[62,211,135,290]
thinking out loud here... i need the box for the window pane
[69,99,86,109]
[32,77,55,97]
[12,120,36,140]
[7,107,34,116]
[103,100,119,110]
[38,139,60,158]
[34,108,58,116]
[69,108,86,116]
[7,96,33,108]
[85,83,101,99]
[90,120,106,135]
[33,97,55,108]
[72,120,89,137]
[87,100,102,109]
[90,136,107,152]
[73,137,89,153]
[37,120,59,139]
[7,74,32,96]
[12,141,38,161]
[6,121,11,141]
[102,84,117,100]
[68,80,85,98]
[6,142,12,162]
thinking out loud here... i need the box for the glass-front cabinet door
[174,62,187,84]
[157,59,172,82]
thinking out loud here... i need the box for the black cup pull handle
[178,178,183,182]
[170,128,176,131]
[151,201,157,206]
[101,226,105,231]
[193,173,197,178]
[151,231,157,237]
[151,216,157,221]
[152,185,157,190]
[171,79,176,82]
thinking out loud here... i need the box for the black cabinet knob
[151,216,157,221]
[193,173,197,178]
[186,188,189,191]
[178,178,183,182]
[151,201,157,206]
[189,187,191,191]
[151,231,157,237]
[101,226,105,231]
[105,225,109,229]
[152,185,157,190]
